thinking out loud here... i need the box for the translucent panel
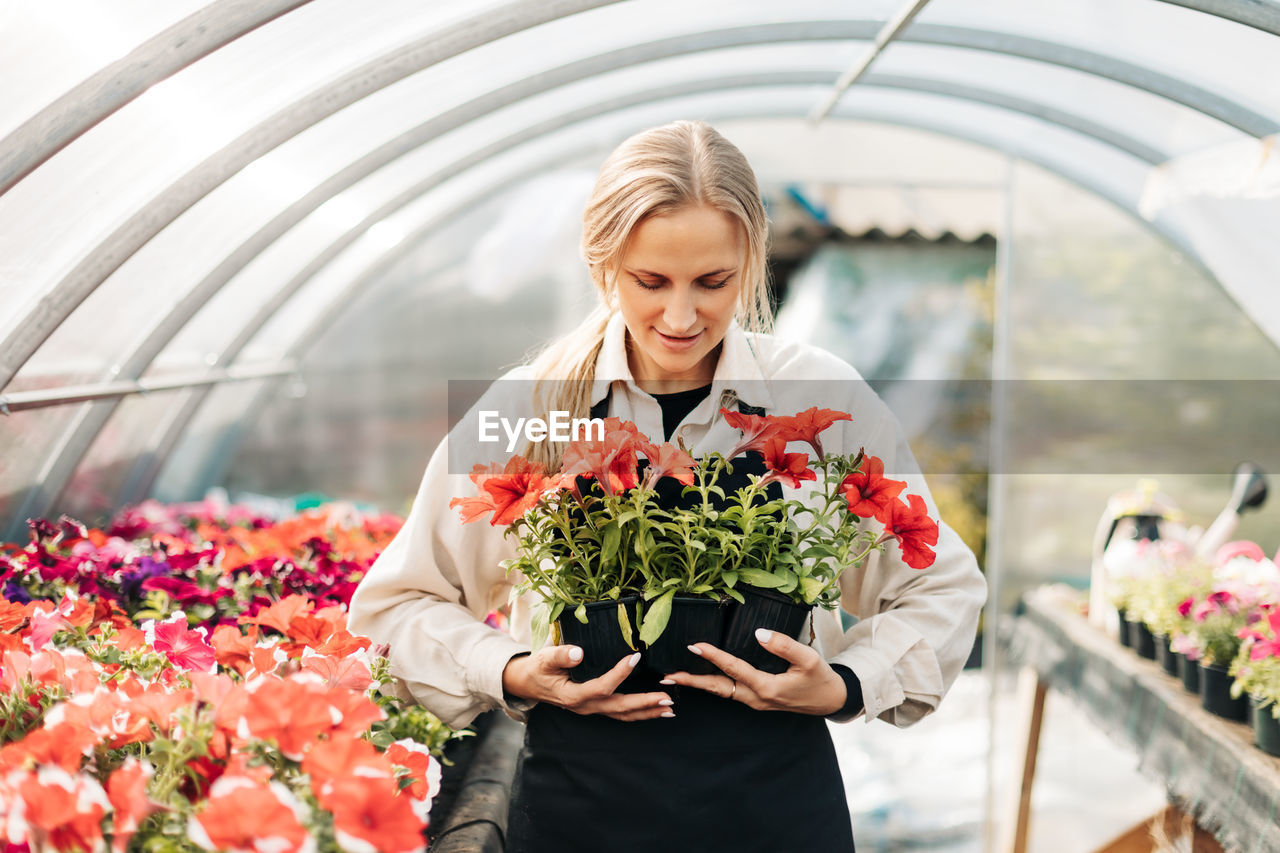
[991,162,1280,610]
[152,380,266,503]
[919,0,1280,122]
[0,0,510,348]
[59,389,187,525]
[0,404,91,537]
[0,0,204,137]
[874,43,1246,158]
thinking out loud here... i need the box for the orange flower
[772,406,851,460]
[248,595,311,635]
[840,454,907,520]
[452,456,553,525]
[386,740,441,806]
[16,767,110,853]
[560,423,642,496]
[637,440,698,489]
[0,722,98,773]
[212,624,259,676]
[237,679,336,760]
[301,654,373,691]
[317,774,426,853]
[323,687,386,739]
[302,737,392,792]
[106,758,159,853]
[189,776,309,853]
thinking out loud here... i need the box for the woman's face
[613,204,745,392]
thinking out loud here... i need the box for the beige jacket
[347,312,987,730]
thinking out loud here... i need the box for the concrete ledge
[432,712,524,852]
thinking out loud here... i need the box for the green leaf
[798,576,826,604]
[575,602,588,624]
[618,601,636,650]
[601,523,621,565]
[738,568,786,589]
[531,607,550,650]
[549,600,565,622]
[640,590,676,646]
[721,571,738,587]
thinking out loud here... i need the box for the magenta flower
[149,615,216,672]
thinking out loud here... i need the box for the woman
[348,120,987,852]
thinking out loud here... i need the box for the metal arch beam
[84,69,1173,509]
[1152,0,1280,36]
[141,103,1216,504]
[0,0,622,392]
[15,66,1165,524]
[2,17,1270,399]
[0,0,316,196]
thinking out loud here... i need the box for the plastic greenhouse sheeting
[2,0,1279,533]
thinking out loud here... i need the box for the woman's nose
[663,286,698,333]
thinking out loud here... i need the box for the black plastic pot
[1177,653,1201,694]
[1118,610,1134,648]
[1199,662,1248,722]
[1156,634,1179,677]
[1129,620,1157,660]
[557,596,641,684]
[1251,696,1280,757]
[721,585,814,674]
[644,595,727,676]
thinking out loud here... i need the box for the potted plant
[448,409,941,681]
[1126,549,1208,675]
[712,408,940,673]
[1190,590,1250,721]
[1231,604,1280,756]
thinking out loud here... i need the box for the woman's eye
[700,276,732,290]
[634,277,664,290]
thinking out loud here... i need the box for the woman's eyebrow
[631,268,734,278]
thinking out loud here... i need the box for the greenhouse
[2,0,1279,850]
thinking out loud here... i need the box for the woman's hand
[661,629,847,715]
[502,645,675,721]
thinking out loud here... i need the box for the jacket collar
[589,311,775,411]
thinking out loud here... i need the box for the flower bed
[0,499,468,852]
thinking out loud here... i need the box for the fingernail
[687,644,703,655]
[628,652,641,668]
[658,699,673,707]
[659,678,676,685]
[661,711,676,718]
[755,628,772,644]
[568,646,583,661]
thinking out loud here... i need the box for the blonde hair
[523,120,774,469]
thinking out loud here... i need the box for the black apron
[506,393,857,853]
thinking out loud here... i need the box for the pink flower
[148,614,216,672]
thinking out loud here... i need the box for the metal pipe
[810,0,935,123]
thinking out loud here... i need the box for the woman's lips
[656,329,702,351]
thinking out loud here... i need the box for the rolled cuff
[464,632,538,722]
[826,663,865,722]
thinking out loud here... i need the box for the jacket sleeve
[347,433,537,730]
[824,385,988,727]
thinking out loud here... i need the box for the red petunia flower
[106,758,160,853]
[878,494,940,570]
[317,774,426,853]
[757,437,817,490]
[149,615,216,673]
[721,408,785,459]
[771,407,852,461]
[637,440,698,489]
[451,456,552,525]
[840,455,907,520]
[188,776,309,853]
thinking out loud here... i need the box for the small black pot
[1129,620,1157,660]
[1156,634,1179,677]
[1199,662,1248,722]
[1118,610,1134,648]
[1177,653,1201,694]
[644,595,727,676]
[557,596,641,684]
[722,585,814,674]
[1251,696,1280,757]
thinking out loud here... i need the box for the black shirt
[647,382,713,441]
